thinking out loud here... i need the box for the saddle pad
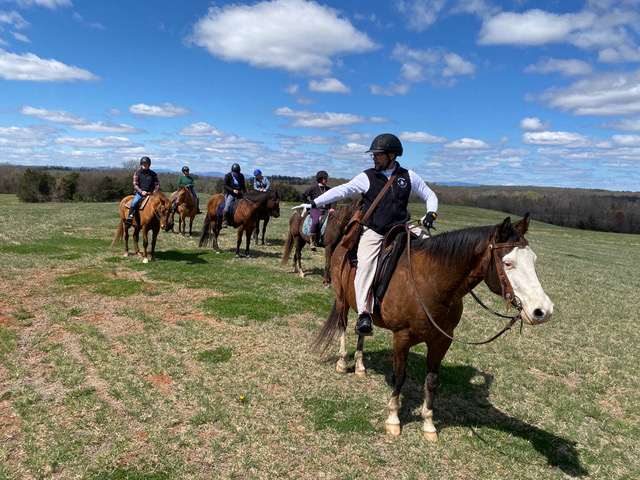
[124,196,150,210]
[216,199,238,222]
[301,213,328,236]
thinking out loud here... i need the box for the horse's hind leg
[336,330,348,374]
[420,342,450,443]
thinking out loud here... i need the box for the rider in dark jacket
[126,156,159,226]
[300,170,336,250]
[222,163,246,228]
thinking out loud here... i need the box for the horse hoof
[355,368,366,378]
[336,363,348,374]
[123,252,129,258]
[385,423,402,436]
[246,255,252,259]
[142,258,149,264]
[235,254,241,259]
[423,431,438,443]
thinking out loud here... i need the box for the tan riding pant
[355,225,429,314]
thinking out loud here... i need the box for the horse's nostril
[534,308,544,318]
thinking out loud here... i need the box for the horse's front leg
[261,217,269,245]
[244,228,253,258]
[385,331,412,436]
[133,228,141,257]
[235,228,243,258]
[188,217,194,236]
[336,330,349,374]
[253,221,260,245]
[141,227,150,263]
[148,227,159,263]
[123,224,130,257]
[354,335,366,377]
[420,340,451,443]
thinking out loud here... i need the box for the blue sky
[1,0,640,191]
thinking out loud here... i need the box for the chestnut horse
[169,186,196,236]
[314,214,554,441]
[198,191,280,258]
[111,191,173,263]
[281,200,362,286]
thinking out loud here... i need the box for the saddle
[347,224,414,305]
[216,197,240,227]
[124,196,151,210]
[301,210,330,245]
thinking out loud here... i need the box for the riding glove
[310,200,317,209]
[422,211,437,229]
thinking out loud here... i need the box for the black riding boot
[355,313,373,336]
[309,233,317,251]
[221,211,229,228]
[125,207,136,226]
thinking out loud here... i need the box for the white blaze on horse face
[503,246,554,325]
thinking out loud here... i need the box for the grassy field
[1,193,639,480]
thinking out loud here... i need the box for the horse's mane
[244,190,278,202]
[336,199,363,222]
[411,225,495,266]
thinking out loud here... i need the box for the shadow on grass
[154,250,210,264]
[343,349,587,477]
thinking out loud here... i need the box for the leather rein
[405,224,528,346]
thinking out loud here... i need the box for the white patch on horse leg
[336,331,348,374]
[421,400,438,442]
[142,258,149,264]
[354,349,366,377]
[385,395,401,435]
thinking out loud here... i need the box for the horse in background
[281,200,362,287]
[249,189,279,246]
[111,191,173,263]
[198,191,280,258]
[314,214,553,442]
[169,186,197,236]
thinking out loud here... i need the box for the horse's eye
[504,261,513,269]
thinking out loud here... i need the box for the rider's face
[372,152,393,171]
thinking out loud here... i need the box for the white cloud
[0,11,28,29]
[273,107,387,128]
[54,136,138,149]
[71,122,145,134]
[520,117,551,132]
[603,117,640,132]
[611,134,640,147]
[308,78,351,94]
[442,53,475,76]
[522,131,591,147]
[537,68,640,116]
[369,82,411,96]
[10,0,71,8]
[19,105,86,124]
[179,122,224,136]
[395,0,446,32]
[478,9,593,46]
[444,138,490,149]
[525,58,592,76]
[129,103,193,118]
[11,31,30,42]
[0,49,100,82]
[399,131,447,144]
[188,0,378,76]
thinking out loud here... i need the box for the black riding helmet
[316,170,328,182]
[182,166,189,173]
[366,133,403,156]
[231,163,241,173]
[140,156,151,165]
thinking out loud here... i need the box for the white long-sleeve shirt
[313,168,438,214]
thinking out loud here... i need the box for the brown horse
[111,191,174,263]
[281,200,362,286]
[314,214,554,441]
[198,191,280,258]
[246,190,278,246]
[169,186,197,236]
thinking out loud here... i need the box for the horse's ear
[514,212,530,235]
[497,217,511,242]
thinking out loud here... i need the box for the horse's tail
[281,228,294,266]
[312,301,345,354]
[198,214,212,247]
[110,220,124,247]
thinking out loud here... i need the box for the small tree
[57,172,79,202]
[18,168,56,203]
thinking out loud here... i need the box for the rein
[405,224,525,346]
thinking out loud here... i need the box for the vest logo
[396,177,408,188]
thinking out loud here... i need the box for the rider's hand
[422,211,437,229]
[310,200,317,209]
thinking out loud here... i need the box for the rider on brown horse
[311,134,439,336]
[175,166,202,214]
[125,156,159,226]
[222,163,246,228]
[301,170,336,250]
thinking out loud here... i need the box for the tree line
[1,163,638,234]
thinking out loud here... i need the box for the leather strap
[360,173,397,224]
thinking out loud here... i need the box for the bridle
[406,224,528,346]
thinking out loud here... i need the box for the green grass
[1,193,639,479]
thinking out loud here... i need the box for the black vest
[138,168,156,193]
[362,165,412,235]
